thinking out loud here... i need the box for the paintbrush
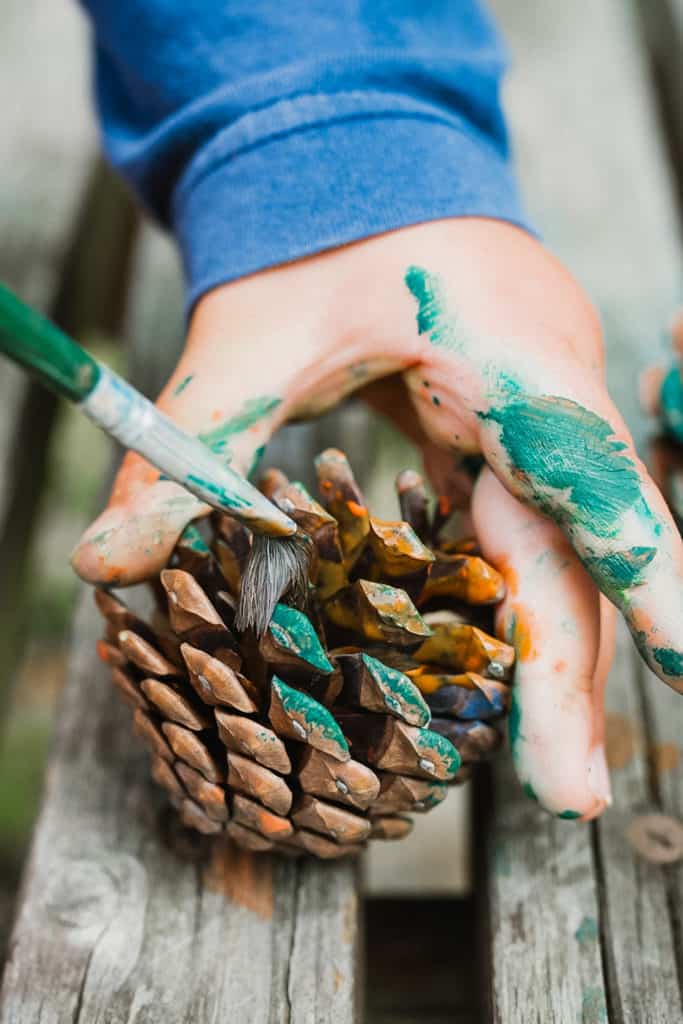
[0,281,311,634]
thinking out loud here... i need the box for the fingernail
[587,744,612,806]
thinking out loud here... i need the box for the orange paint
[346,500,366,518]
[203,838,274,919]
[96,640,110,663]
[493,555,519,597]
[553,659,567,673]
[605,712,639,770]
[211,408,222,421]
[650,742,680,775]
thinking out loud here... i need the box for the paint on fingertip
[651,646,683,678]
[558,809,582,820]
[481,396,645,539]
[173,374,193,397]
[583,546,656,596]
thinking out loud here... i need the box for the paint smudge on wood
[605,712,640,770]
[203,836,274,919]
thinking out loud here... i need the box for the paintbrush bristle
[235,531,313,635]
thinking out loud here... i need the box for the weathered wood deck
[1,0,683,1021]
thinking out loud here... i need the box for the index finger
[478,385,683,694]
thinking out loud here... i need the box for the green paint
[583,545,656,597]
[90,528,115,549]
[404,266,463,352]
[575,916,598,947]
[173,374,193,397]
[185,474,250,510]
[271,675,348,751]
[415,728,461,777]
[248,444,266,478]
[508,686,523,765]
[431,394,441,406]
[558,809,582,820]
[651,646,683,678]
[581,986,608,1024]
[361,653,431,726]
[270,604,333,674]
[481,396,645,539]
[178,522,210,554]
[0,282,99,401]
[199,395,281,455]
[660,364,683,444]
[522,781,539,803]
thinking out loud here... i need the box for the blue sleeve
[80,0,530,312]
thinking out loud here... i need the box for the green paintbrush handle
[0,281,296,537]
[0,282,100,401]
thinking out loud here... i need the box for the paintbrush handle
[0,282,296,537]
[0,281,100,401]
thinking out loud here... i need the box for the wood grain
[0,224,362,1019]
[484,0,683,1019]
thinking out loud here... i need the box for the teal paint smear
[481,396,645,539]
[522,781,538,803]
[583,546,656,597]
[270,604,333,674]
[199,395,281,456]
[431,394,441,406]
[581,986,608,1024]
[173,374,193,397]
[361,653,431,726]
[178,522,210,554]
[271,675,348,750]
[660,364,683,444]
[652,646,683,678]
[404,266,463,352]
[575,916,598,947]
[508,686,523,765]
[248,444,266,478]
[558,809,582,820]
[185,473,250,510]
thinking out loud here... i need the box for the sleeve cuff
[171,98,532,315]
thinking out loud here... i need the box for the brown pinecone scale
[94,449,515,858]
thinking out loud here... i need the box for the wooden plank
[0,0,96,677]
[482,755,605,1022]
[482,0,683,1018]
[0,225,362,1021]
[0,592,360,1022]
[596,625,681,1021]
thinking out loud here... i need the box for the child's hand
[73,217,683,821]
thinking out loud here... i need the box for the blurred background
[2,0,683,1019]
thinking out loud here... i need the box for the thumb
[71,290,305,585]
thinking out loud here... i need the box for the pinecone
[94,449,514,859]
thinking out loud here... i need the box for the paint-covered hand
[73,218,683,822]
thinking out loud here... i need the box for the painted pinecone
[94,449,515,859]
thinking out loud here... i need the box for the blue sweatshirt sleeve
[80,0,530,312]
